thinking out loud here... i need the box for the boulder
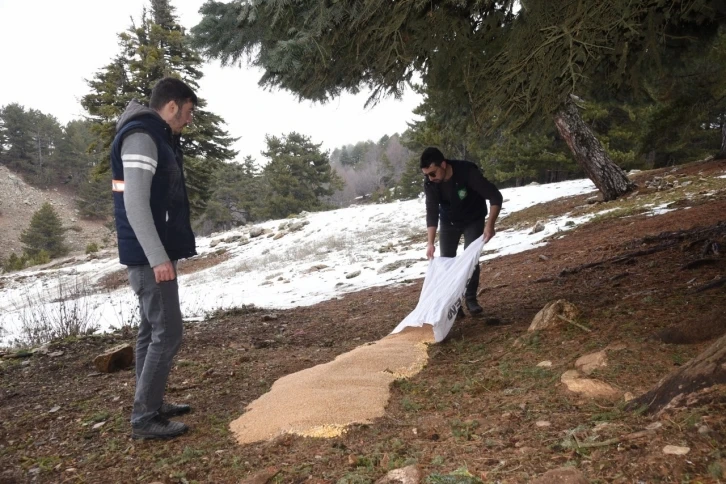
[93,344,134,373]
[529,300,579,331]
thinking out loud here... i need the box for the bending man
[422,147,503,316]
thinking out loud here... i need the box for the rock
[377,259,419,274]
[530,221,546,234]
[210,239,221,247]
[92,421,106,430]
[273,231,288,240]
[374,464,422,484]
[249,227,264,238]
[224,235,243,243]
[537,361,553,368]
[663,445,690,455]
[531,467,588,484]
[261,314,278,322]
[535,421,551,427]
[48,351,64,358]
[304,264,329,273]
[288,221,308,232]
[575,351,607,375]
[49,406,61,413]
[239,467,280,484]
[528,300,579,331]
[93,344,134,373]
[623,392,635,402]
[560,370,621,400]
[345,270,361,279]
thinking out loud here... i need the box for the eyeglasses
[423,167,439,178]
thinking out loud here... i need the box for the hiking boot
[466,298,483,315]
[159,402,191,418]
[131,416,188,440]
[456,306,465,319]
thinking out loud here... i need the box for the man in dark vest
[421,147,503,316]
[111,77,197,440]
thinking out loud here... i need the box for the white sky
[0,0,423,161]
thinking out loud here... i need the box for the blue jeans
[439,218,485,300]
[127,263,183,425]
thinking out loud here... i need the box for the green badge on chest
[457,187,467,200]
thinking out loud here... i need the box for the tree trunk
[626,332,726,414]
[718,116,726,160]
[554,98,635,201]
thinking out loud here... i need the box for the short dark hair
[420,147,445,169]
[149,77,198,111]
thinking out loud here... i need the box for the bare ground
[1,160,726,483]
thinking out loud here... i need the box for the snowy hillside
[0,179,601,345]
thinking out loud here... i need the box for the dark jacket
[424,159,503,228]
[111,103,197,266]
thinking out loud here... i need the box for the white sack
[391,235,485,342]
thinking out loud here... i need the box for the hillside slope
[0,165,112,261]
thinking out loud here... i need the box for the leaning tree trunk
[718,117,726,159]
[626,332,726,414]
[554,97,635,201]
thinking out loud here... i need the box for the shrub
[86,242,99,254]
[13,275,99,347]
[20,202,68,259]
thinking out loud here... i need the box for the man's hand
[483,225,496,244]
[426,243,436,260]
[153,261,176,283]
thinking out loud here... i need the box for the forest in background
[2,0,726,238]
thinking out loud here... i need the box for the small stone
[530,221,546,234]
[49,406,61,413]
[575,351,608,375]
[93,344,134,373]
[537,361,553,368]
[92,421,106,430]
[49,351,64,358]
[531,467,588,484]
[535,421,551,427]
[239,466,279,484]
[645,422,663,431]
[663,445,690,455]
[345,270,361,279]
[374,464,422,484]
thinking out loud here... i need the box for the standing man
[422,147,503,316]
[111,77,197,440]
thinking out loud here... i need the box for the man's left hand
[483,225,496,243]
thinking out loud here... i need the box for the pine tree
[261,133,343,219]
[20,203,68,259]
[192,0,726,200]
[81,0,238,216]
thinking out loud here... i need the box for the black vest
[110,114,197,266]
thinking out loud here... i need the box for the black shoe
[466,299,483,315]
[456,306,465,319]
[159,402,191,418]
[131,415,188,440]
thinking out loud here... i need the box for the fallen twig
[556,314,592,332]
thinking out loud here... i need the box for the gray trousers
[439,218,485,300]
[127,263,183,425]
